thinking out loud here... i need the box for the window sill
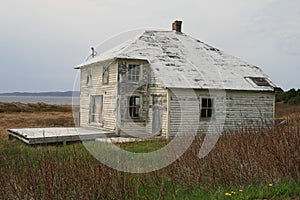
[122,119,145,122]
[200,117,213,121]
[89,122,103,127]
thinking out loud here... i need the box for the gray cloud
[0,0,298,92]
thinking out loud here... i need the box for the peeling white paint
[76,30,278,91]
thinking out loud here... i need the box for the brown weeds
[164,118,300,187]
[0,103,299,198]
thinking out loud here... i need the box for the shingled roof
[76,30,278,91]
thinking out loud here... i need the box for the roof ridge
[75,30,278,91]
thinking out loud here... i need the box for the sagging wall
[168,89,275,138]
[80,60,118,131]
[117,59,168,137]
[80,58,169,136]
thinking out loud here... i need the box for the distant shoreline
[0,95,79,105]
[0,91,80,97]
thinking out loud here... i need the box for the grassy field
[0,102,299,199]
[275,102,300,119]
[0,102,75,140]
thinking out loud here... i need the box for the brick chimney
[172,20,182,32]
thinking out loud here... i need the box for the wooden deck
[8,127,115,145]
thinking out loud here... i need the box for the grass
[275,102,300,119]
[0,102,299,199]
[119,139,167,153]
[0,138,299,199]
[0,102,73,113]
[0,103,75,140]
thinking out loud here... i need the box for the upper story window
[87,68,92,87]
[103,66,109,85]
[128,64,140,82]
[201,98,213,118]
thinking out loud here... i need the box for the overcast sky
[0,0,299,92]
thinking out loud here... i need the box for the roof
[76,30,278,91]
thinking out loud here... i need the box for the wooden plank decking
[8,127,115,145]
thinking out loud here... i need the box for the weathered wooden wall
[117,59,168,137]
[80,59,275,139]
[168,89,275,138]
[80,59,118,131]
[80,58,169,136]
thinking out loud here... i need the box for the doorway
[152,95,162,135]
[89,95,103,125]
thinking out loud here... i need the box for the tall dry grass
[0,118,299,199]
[0,102,73,113]
[0,103,76,140]
[0,142,174,199]
[164,118,300,188]
[275,102,300,118]
[0,102,299,198]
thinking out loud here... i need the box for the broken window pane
[201,98,213,118]
[128,64,140,82]
[87,68,92,87]
[128,96,140,118]
[249,77,271,87]
[103,66,109,84]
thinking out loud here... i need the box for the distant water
[0,96,80,105]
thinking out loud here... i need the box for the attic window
[249,77,271,87]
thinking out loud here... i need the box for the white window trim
[245,77,273,88]
[126,95,142,120]
[127,63,142,82]
[200,97,214,119]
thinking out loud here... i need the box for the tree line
[276,88,300,105]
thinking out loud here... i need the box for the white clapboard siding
[168,89,275,138]
[80,60,118,131]
[80,58,275,139]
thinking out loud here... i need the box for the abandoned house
[75,21,279,139]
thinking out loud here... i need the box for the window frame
[245,77,272,88]
[102,66,109,85]
[127,96,141,119]
[87,68,93,87]
[127,64,140,82]
[200,97,213,119]
[249,77,271,87]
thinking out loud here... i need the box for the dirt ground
[0,103,75,140]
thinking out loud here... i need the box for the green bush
[276,88,300,105]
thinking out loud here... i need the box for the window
[103,66,109,84]
[87,68,92,87]
[249,77,271,87]
[128,96,140,118]
[201,98,213,118]
[89,95,103,124]
[128,64,140,81]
